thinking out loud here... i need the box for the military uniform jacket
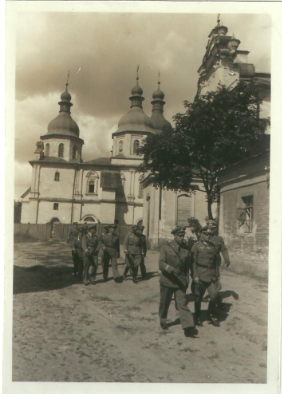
[68,229,80,249]
[192,241,217,282]
[158,240,190,289]
[140,234,147,257]
[211,235,230,265]
[82,234,99,255]
[123,232,143,255]
[99,233,120,257]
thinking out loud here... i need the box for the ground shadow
[205,290,239,301]
[136,271,159,282]
[13,265,75,294]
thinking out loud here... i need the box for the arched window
[86,171,99,194]
[84,216,95,222]
[58,143,64,158]
[119,140,123,153]
[54,172,60,181]
[45,143,50,156]
[133,140,140,154]
[138,174,144,198]
[177,194,192,226]
[72,145,78,159]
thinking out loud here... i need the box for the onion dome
[46,83,80,137]
[114,68,156,135]
[150,75,173,134]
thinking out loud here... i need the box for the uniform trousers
[83,254,98,283]
[72,250,79,274]
[125,253,142,277]
[103,251,120,280]
[194,280,220,317]
[74,248,84,278]
[159,284,194,330]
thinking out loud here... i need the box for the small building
[217,146,270,278]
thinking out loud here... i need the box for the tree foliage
[139,82,269,218]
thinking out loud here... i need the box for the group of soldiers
[67,217,230,339]
[67,222,147,286]
[159,219,230,338]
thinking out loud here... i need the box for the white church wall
[37,201,73,224]
[43,138,71,160]
[40,167,76,199]
[81,203,101,222]
[21,202,30,224]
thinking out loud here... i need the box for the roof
[21,187,31,199]
[84,157,111,165]
[34,156,68,163]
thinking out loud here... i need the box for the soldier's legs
[140,256,146,279]
[103,252,110,280]
[83,256,90,285]
[72,251,78,275]
[194,281,207,325]
[89,255,98,282]
[110,255,120,279]
[207,281,220,326]
[174,289,194,330]
[132,254,141,279]
[159,285,174,325]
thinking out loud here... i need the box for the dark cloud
[14,12,271,199]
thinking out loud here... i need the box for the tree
[14,201,22,223]
[139,82,269,219]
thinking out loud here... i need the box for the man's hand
[172,268,181,276]
[194,277,199,283]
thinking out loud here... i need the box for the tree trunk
[207,198,213,220]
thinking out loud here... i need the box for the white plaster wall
[81,203,101,222]
[40,167,76,199]
[113,134,145,158]
[37,201,73,224]
[43,138,82,161]
[21,202,30,223]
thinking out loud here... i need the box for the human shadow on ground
[13,265,75,294]
[136,272,159,282]
[205,290,239,301]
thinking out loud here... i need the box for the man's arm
[81,236,88,252]
[192,245,199,280]
[220,237,230,266]
[159,244,177,274]
[123,233,129,252]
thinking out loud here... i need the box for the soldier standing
[99,224,122,283]
[81,225,99,286]
[73,227,87,280]
[158,226,197,338]
[138,225,147,279]
[123,225,143,284]
[67,222,80,277]
[192,227,221,327]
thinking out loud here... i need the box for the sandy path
[13,241,267,383]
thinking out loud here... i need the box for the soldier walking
[138,225,147,279]
[192,227,221,327]
[158,226,197,338]
[99,224,122,283]
[73,226,87,280]
[123,225,143,284]
[81,225,99,286]
[67,222,80,277]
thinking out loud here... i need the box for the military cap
[138,225,145,230]
[88,224,97,231]
[132,225,138,231]
[200,226,213,235]
[73,222,78,225]
[206,219,217,228]
[171,226,186,236]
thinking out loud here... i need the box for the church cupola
[150,73,173,134]
[40,73,84,162]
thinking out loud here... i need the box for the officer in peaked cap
[158,226,197,338]
[99,223,121,283]
[123,224,144,284]
[81,224,99,286]
[191,226,220,327]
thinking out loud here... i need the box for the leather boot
[208,301,220,327]
[194,298,203,326]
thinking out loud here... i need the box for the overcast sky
[14,12,271,200]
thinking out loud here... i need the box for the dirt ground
[12,239,268,383]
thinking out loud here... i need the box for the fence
[14,223,133,244]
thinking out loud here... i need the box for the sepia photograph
[4,1,282,394]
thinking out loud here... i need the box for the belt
[128,244,141,247]
[197,263,215,269]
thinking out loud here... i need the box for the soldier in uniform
[192,227,221,327]
[73,226,87,280]
[138,225,147,279]
[158,226,197,338]
[123,225,144,284]
[81,225,99,286]
[99,224,122,283]
[206,219,230,306]
[67,222,80,277]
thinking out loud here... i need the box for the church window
[84,216,95,222]
[133,140,140,154]
[72,146,78,159]
[53,203,59,210]
[54,172,60,181]
[119,140,123,153]
[58,143,64,158]
[86,171,99,194]
[176,194,192,226]
[138,174,144,198]
[45,143,50,156]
